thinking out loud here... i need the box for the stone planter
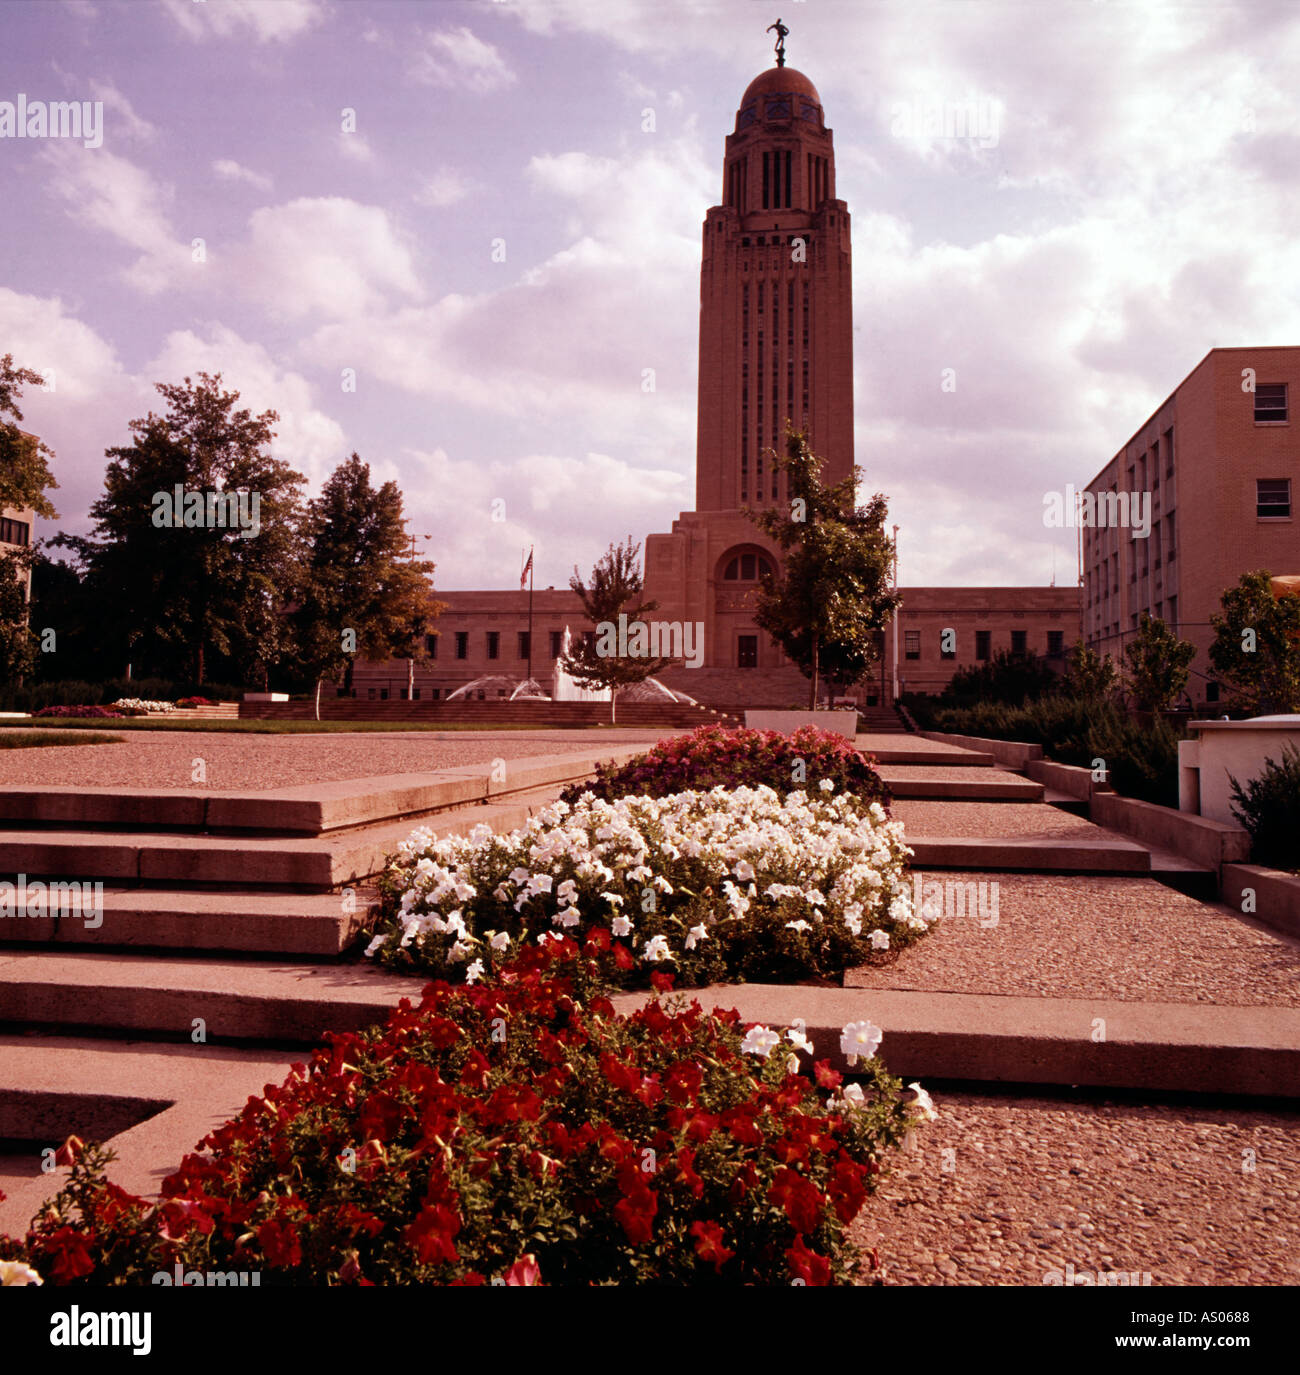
[744,709,859,738]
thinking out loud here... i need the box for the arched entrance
[713,544,779,671]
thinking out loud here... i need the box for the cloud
[88,77,157,142]
[160,0,322,43]
[401,445,689,590]
[414,166,476,208]
[410,26,516,94]
[40,144,191,295]
[235,197,421,320]
[212,158,273,191]
[338,131,375,164]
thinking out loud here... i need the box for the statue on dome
[767,18,789,67]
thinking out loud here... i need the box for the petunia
[869,929,890,951]
[907,1081,939,1121]
[684,923,709,950]
[840,1019,882,1066]
[0,1259,43,1286]
[465,959,485,984]
[740,1024,781,1058]
[612,915,633,937]
[643,934,672,963]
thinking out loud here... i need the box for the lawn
[0,731,126,748]
[0,718,620,735]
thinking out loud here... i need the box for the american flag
[520,547,533,590]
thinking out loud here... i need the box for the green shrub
[1230,745,1300,871]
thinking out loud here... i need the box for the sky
[3,0,1300,592]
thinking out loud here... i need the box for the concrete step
[610,984,1300,1098]
[0,1035,305,1236]
[1042,786,1091,816]
[0,888,377,956]
[0,746,646,836]
[905,835,1151,873]
[878,767,1043,802]
[858,743,998,767]
[0,788,553,890]
[0,950,406,1043]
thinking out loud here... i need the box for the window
[486,632,500,660]
[1257,478,1292,518]
[941,636,955,661]
[723,552,775,581]
[0,518,30,546]
[454,632,468,660]
[1206,681,1219,703]
[1255,383,1288,423]
[1011,629,1027,654]
[1164,427,1175,476]
[737,635,758,669]
[1047,630,1064,659]
[426,634,438,659]
[517,631,530,660]
[904,631,920,661]
[549,630,563,659]
[1167,597,1178,633]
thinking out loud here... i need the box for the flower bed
[33,705,123,719]
[559,724,890,808]
[0,945,934,1286]
[367,783,923,989]
[111,698,177,716]
[176,695,217,708]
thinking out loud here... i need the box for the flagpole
[526,545,535,687]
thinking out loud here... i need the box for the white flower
[685,923,709,950]
[786,1019,814,1056]
[869,929,890,951]
[465,959,485,985]
[601,891,624,907]
[740,1024,782,1058]
[733,859,756,882]
[448,939,475,963]
[907,1082,939,1122]
[488,930,510,952]
[612,915,633,937]
[508,867,530,886]
[553,907,581,928]
[785,919,811,933]
[643,934,672,963]
[840,1019,883,1066]
[556,878,579,902]
[839,1083,866,1109]
[364,934,386,957]
[0,1259,43,1286]
[525,873,553,897]
[818,778,835,792]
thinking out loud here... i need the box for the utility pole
[522,545,535,687]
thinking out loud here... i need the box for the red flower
[584,925,612,954]
[600,1052,640,1095]
[44,1226,95,1282]
[689,1220,735,1272]
[613,1185,658,1245]
[612,943,636,971]
[54,1135,85,1167]
[813,1060,843,1090]
[787,1234,832,1286]
[664,1060,703,1105]
[504,1255,542,1286]
[404,1204,461,1265]
[673,1147,705,1200]
[649,970,675,993]
[257,1217,303,1269]
[827,1156,868,1224]
[769,1167,824,1234]
[721,1105,763,1146]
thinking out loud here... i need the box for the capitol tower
[646,29,855,702]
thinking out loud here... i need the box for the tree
[748,427,900,709]
[292,453,442,714]
[1061,639,1120,702]
[0,550,36,685]
[946,648,1055,707]
[1123,613,1196,714]
[559,538,675,724]
[56,373,304,685]
[1209,570,1300,715]
[0,355,59,519]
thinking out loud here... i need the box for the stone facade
[1081,346,1300,709]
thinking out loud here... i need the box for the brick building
[1,433,37,602]
[1081,347,1299,709]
